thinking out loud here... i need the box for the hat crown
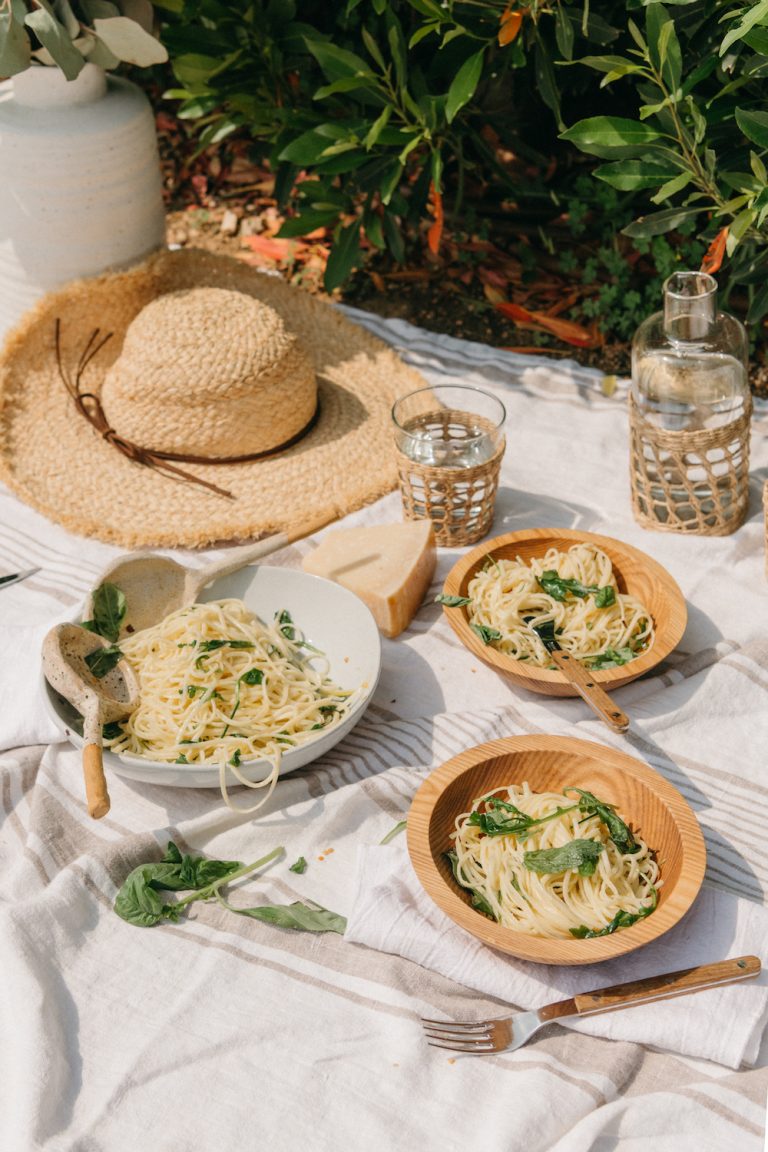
[101,286,317,458]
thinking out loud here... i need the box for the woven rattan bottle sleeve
[629,393,751,535]
[395,435,505,547]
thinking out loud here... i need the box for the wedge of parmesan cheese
[301,520,436,638]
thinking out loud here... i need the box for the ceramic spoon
[85,515,336,637]
[42,624,140,820]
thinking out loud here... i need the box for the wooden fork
[421,956,761,1054]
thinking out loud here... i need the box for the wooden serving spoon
[42,624,140,819]
[529,619,630,733]
[84,514,336,638]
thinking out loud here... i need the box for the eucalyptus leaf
[25,8,85,79]
[0,8,31,76]
[593,160,680,190]
[93,16,167,65]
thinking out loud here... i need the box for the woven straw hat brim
[0,249,425,548]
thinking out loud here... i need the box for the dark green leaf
[566,788,640,853]
[621,207,702,238]
[538,570,598,601]
[523,839,604,877]
[560,116,661,159]
[240,668,264,686]
[470,623,502,645]
[735,108,768,151]
[721,0,768,55]
[593,160,681,190]
[233,900,346,933]
[102,721,123,740]
[594,586,616,608]
[435,594,472,607]
[289,856,308,873]
[555,5,575,60]
[84,644,123,679]
[324,219,362,292]
[646,4,682,92]
[305,37,370,81]
[445,50,483,124]
[88,582,126,643]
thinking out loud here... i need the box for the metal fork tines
[421,1016,515,1054]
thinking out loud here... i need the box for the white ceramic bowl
[42,566,381,788]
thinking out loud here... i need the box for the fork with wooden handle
[529,618,630,733]
[421,955,761,1054]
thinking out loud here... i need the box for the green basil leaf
[240,668,264,685]
[566,788,641,854]
[586,646,634,669]
[470,623,502,645]
[84,644,123,679]
[523,839,604,877]
[594,585,616,608]
[233,900,347,933]
[538,570,598,601]
[88,582,126,642]
[435,594,472,607]
[570,895,656,938]
[114,865,182,926]
[445,850,497,919]
[289,856,308,874]
[379,819,407,845]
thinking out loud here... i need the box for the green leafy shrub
[157,0,632,289]
[563,1,768,326]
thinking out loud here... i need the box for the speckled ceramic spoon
[84,514,336,638]
[42,624,139,820]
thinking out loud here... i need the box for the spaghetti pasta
[466,543,653,669]
[450,781,660,939]
[105,598,357,813]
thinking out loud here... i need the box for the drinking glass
[391,384,506,546]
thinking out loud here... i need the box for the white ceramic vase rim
[11,62,107,108]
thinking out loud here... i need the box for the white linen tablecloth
[1,306,768,1151]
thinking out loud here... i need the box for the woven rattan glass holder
[629,270,751,537]
[392,386,506,547]
[629,395,751,535]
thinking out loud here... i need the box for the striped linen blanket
[1,306,768,1151]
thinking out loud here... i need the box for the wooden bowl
[407,735,706,966]
[441,527,687,696]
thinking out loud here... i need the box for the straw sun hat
[0,248,425,548]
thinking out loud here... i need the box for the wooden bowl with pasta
[407,735,706,965]
[440,527,686,696]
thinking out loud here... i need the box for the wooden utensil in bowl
[440,527,687,699]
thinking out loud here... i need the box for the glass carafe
[629,271,751,534]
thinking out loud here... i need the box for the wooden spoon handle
[83,743,110,820]
[188,512,338,597]
[549,649,630,733]
[82,707,110,820]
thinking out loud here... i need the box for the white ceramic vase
[0,63,166,346]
